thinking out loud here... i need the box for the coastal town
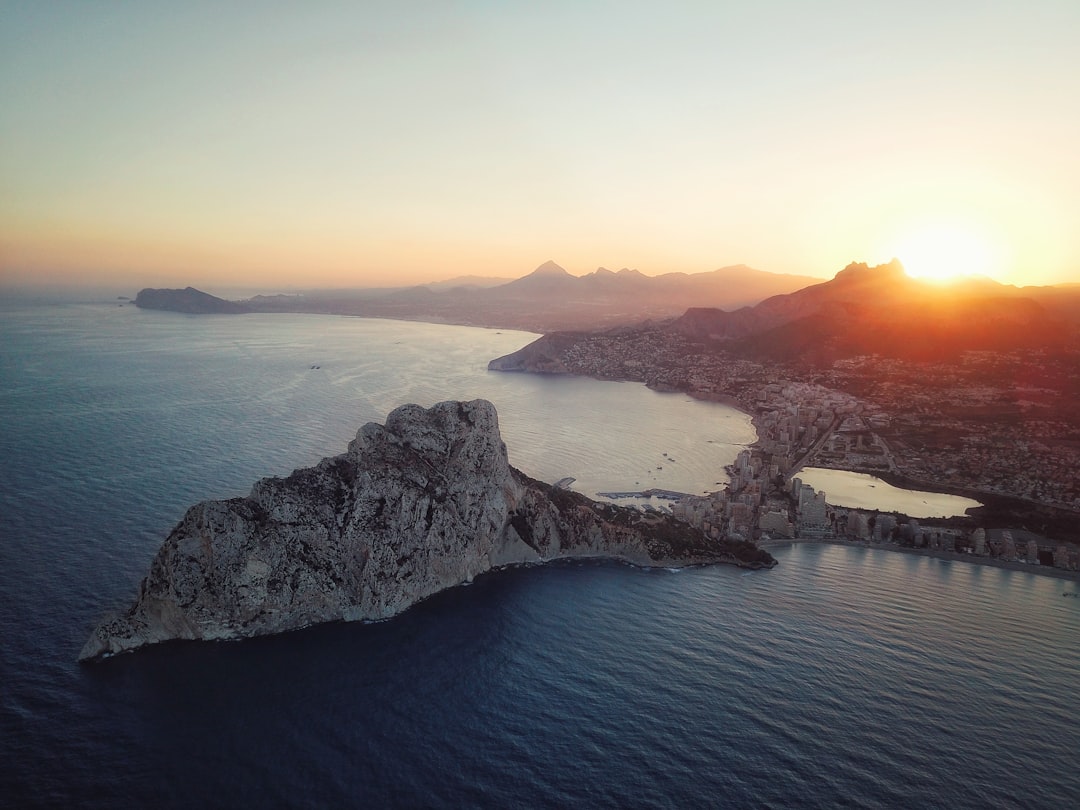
[509,328,1080,575]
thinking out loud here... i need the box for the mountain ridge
[667,260,1076,363]
[132,260,1079,339]
[132,261,826,330]
[492,260,1079,369]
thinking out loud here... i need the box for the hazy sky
[2,1,1078,290]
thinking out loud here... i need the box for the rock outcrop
[80,399,772,661]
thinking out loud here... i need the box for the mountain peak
[834,259,908,284]
[530,260,570,277]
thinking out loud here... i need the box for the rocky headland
[80,399,772,661]
[135,286,251,314]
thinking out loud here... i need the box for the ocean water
[2,303,1078,808]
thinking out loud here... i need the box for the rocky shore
[81,399,773,662]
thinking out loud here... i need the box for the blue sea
[2,302,1078,808]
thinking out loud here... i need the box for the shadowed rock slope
[80,399,772,661]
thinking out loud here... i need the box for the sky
[2,0,1078,292]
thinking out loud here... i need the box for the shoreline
[637,373,1079,544]
[756,537,1080,584]
[649,384,755,419]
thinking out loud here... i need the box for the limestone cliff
[80,399,772,661]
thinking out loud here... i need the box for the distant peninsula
[135,286,251,314]
[80,399,772,661]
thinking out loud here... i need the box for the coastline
[658,384,981,502]
[648,384,755,418]
[620,369,1077,545]
[756,537,1080,584]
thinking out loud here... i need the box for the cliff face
[80,400,767,661]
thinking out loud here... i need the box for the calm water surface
[1,303,1077,808]
[798,467,982,518]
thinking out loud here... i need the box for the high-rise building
[846,511,870,540]
[972,528,987,556]
[1001,531,1017,561]
[877,515,897,542]
[797,484,829,536]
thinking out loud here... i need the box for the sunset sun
[891,223,1001,283]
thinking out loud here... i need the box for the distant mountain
[1022,283,1080,323]
[484,261,816,310]
[671,260,910,340]
[669,260,1076,363]
[491,260,577,295]
[466,261,824,327]
[135,287,251,314]
[143,261,824,331]
[131,263,1080,343]
[424,275,515,292]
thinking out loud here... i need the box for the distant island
[80,399,772,661]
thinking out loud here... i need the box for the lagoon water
[2,303,1078,808]
[797,467,982,519]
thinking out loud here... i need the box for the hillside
[669,261,1076,364]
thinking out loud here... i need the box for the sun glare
[891,224,1000,283]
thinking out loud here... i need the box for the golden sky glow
[2,1,1079,292]
[888,221,1004,283]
